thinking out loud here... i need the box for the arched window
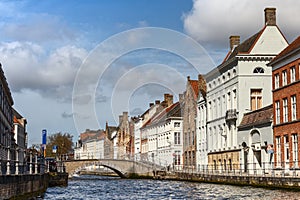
[253,67,264,73]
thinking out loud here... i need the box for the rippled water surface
[44,175,300,200]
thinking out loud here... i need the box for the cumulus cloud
[183,0,300,50]
[0,41,88,102]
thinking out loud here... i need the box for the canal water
[44,175,299,199]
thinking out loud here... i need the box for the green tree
[45,132,73,159]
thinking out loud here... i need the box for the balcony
[225,109,237,122]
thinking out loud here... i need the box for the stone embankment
[154,171,300,191]
[0,174,48,200]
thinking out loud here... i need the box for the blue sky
[0,0,299,145]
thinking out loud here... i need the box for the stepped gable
[238,104,273,129]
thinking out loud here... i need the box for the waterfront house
[140,94,183,169]
[12,108,28,174]
[268,35,300,173]
[204,8,288,171]
[237,104,273,174]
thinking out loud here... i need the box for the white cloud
[0,41,88,102]
[183,0,300,50]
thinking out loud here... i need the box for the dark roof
[238,104,273,129]
[141,102,181,128]
[226,29,264,61]
[269,35,300,65]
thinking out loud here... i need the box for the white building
[141,97,183,169]
[74,130,105,160]
[204,8,288,171]
[196,89,207,170]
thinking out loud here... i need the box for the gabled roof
[238,104,273,129]
[269,36,300,66]
[225,29,264,62]
[141,102,181,129]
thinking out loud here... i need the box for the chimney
[198,74,207,97]
[164,93,173,107]
[229,36,240,50]
[155,100,160,105]
[123,111,128,120]
[149,103,154,107]
[265,8,276,26]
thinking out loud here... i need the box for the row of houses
[74,8,300,175]
[0,63,28,175]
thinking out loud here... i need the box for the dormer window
[253,67,264,73]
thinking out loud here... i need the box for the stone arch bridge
[64,159,162,178]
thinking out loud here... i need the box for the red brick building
[269,36,300,170]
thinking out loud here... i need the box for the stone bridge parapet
[64,159,162,178]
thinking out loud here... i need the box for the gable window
[291,66,296,83]
[253,67,264,73]
[291,95,297,121]
[282,70,287,86]
[250,89,262,111]
[274,74,279,89]
[283,98,288,123]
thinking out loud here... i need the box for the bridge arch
[64,159,160,178]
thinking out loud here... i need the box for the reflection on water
[44,175,300,200]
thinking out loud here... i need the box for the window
[291,95,297,121]
[192,131,195,145]
[174,122,180,127]
[284,135,289,163]
[283,98,288,123]
[233,90,237,109]
[292,134,298,167]
[274,74,279,89]
[174,132,180,144]
[227,92,231,110]
[275,101,280,124]
[253,67,264,73]
[282,70,287,86]
[174,151,181,165]
[250,89,262,111]
[291,66,296,83]
[276,136,281,166]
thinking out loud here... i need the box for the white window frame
[291,66,296,83]
[282,70,287,86]
[291,95,297,121]
[275,101,280,124]
[274,74,279,89]
[276,136,281,167]
[283,98,288,123]
[292,134,298,167]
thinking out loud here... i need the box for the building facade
[269,36,300,171]
[182,76,200,168]
[141,94,183,168]
[205,8,288,171]
[237,105,273,174]
[117,112,134,159]
[13,109,27,174]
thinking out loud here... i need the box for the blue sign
[42,129,47,145]
[52,145,57,153]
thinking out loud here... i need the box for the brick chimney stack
[164,93,173,107]
[265,8,276,26]
[229,36,240,50]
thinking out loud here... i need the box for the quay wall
[169,172,300,190]
[0,174,48,200]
